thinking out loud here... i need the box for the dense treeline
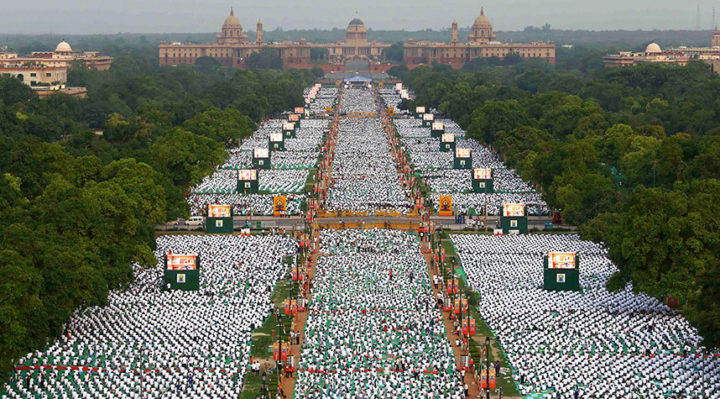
[0,57,317,376]
[2,28,716,61]
[392,60,720,347]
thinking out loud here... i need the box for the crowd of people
[325,87,413,213]
[451,234,720,398]
[294,229,464,398]
[306,87,338,117]
[390,115,549,216]
[186,88,338,216]
[2,234,297,399]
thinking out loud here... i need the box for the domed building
[604,42,690,69]
[645,42,662,54]
[345,18,368,46]
[159,12,390,69]
[319,17,390,62]
[159,9,312,68]
[55,41,73,56]
[404,9,556,68]
[216,8,248,45]
[468,8,496,43]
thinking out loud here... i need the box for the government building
[158,8,555,70]
[159,9,311,68]
[603,29,720,73]
[404,9,555,67]
[0,40,111,97]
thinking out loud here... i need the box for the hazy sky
[2,0,719,34]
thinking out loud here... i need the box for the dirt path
[422,244,484,399]
[278,230,319,399]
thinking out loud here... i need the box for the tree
[310,47,329,61]
[467,100,529,144]
[596,181,720,347]
[0,76,35,104]
[195,56,221,73]
[246,48,284,70]
[184,107,256,144]
[383,43,405,63]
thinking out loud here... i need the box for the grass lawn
[239,278,296,399]
[436,235,521,397]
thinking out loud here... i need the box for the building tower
[468,7,495,43]
[451,20,459,43]
[346,18,368,47]
[216,8,248,45]
[713,26,720,47]
[257,20,264,44]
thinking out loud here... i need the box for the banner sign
[208,204,231,218]
[455,148,471,158]
[474,168,492,180]
[254,148,269,158]
[273,196,287,216]
[166,254,197,271]
[238,169,258,181]
[441,133,455,143]
[548,252,577,269]
[439,195,453,216]
[503,203,525,217]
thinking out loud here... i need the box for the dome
[472,8,492,28]
[349,18,364,26]
[55,41,72,53]
[645,43,662,54]
[223,8,242,28]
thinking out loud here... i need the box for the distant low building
[403,9,556,68]
[0,41,112,71]
[0,41,107,97]
[0,64,67,87]
[603,29,720,73]
[158,9,389,70]
[158,8,553,72]
[603,42,690,68]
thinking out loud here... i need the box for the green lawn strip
[436,236,521,397]
[303,168,318,196]
[240,278,295,398]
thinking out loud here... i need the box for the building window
[46,73,51,77]
[30,73,37,77]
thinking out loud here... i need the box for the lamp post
[261,371,268,398]
[275,308,283,384]
[483,178,488,233]
[485,336,491,399]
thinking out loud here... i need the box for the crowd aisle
[187,86,339,216]
[451,234,720,398]
[325,87,412,213]
[379,86,548,216]
[1,234,296,399]
[294,229,464,398]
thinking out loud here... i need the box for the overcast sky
[1,0,719,34]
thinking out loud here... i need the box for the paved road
[156,215,572,232]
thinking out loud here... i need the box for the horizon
[2,0,720,35]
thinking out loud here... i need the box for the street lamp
[485,336,491,399]
[275,309,283,382]
[261,371,268,398]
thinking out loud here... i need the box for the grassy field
[239,278,296,399]
[436,235,521,397]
